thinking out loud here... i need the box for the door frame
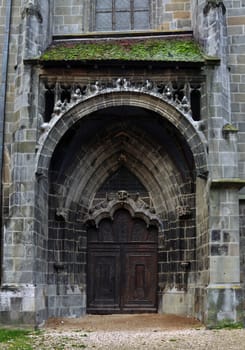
[87,211,158,314]
[85,193,162,314]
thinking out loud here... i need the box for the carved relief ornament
[85,191,163,230]
[41,78,198,133]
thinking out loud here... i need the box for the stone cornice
[211,179,245,189]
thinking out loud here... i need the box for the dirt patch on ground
[27,315,245,349]
[45,314,203,332]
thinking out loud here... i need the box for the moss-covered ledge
[39,38,205,63]
[222,123,239,133]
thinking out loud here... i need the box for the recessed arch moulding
[35,90,209,320]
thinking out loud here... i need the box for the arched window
[94,0,150,32]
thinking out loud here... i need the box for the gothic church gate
[1,0,244,329]
[35,90,208,319]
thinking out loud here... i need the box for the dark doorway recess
[87,209,158,314]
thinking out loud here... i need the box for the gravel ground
[2,314,245,350]
[28,314,245,350]
[30,328,245,350]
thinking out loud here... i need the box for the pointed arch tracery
[38,92,205,308]
[36,91,207,223]
[36,90,207,179]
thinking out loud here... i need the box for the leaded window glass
[95,0,150,31]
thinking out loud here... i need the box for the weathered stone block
[210,256,240,283]
[206,285,244,328]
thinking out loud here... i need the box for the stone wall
[0,0,244,327]
[53,0,84,34]
[195,176,209,320]
[0,0,6,76]
[240,200,245,287]
[159,0,192,31]
[227,1,245,180]
[0,0,53,325]
[53,0,192,35]
[191,0,244,326]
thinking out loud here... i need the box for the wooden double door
[87,209,158,314]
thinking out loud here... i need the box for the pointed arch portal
[35,92,208,318]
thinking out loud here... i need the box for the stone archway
[36,90,208,178]
[34,92,208,320]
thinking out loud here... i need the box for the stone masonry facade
[0,0,244,327]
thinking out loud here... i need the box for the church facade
[0,0,244,327]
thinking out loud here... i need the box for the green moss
[222,123,238,132]
[208,320,244,330]
[40,39,205,62]
[0,329,33,350]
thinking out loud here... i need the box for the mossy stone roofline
[40,38,204,63]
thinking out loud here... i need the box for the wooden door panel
[122,245,157,311]
[87,209,158,314]
[87,246,121,312]
[131,218,148,241]
[113,209,132,242]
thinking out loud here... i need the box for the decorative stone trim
[55,207,69,221]
[36,87,208,180]
[43,78,196,126]
[22,1,43,23]
[39,78,205,149]
[176,205,192,218]
[222,123,238,138]
[203,0,226,16]
[85,191,162,230]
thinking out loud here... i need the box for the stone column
[207,128,244,327]
[0,1,52,326]
[196,2,245,326]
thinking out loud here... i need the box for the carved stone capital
[22,2,43,23]
[55,207,69,221]
[203,0,226,16]
[176,205,192,219]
